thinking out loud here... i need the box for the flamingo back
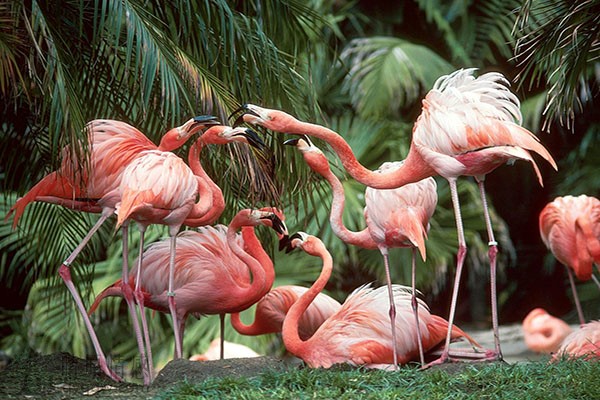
[116,150,197,226]
[552,320,600,361]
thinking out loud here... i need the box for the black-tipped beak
[239,128,266,149]
[193,115,221,126]
[283,138,300,146]
[280,232,303,253]
[262,213,287,236]
[229,104,259,127]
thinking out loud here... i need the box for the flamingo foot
[422,348,501,370]
[97,358,123,382]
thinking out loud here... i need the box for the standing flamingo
[551,320,600,362]
[89,208,287,363]
[231,285,341,340]
[233,68,558,364]
[539,195,600,325]
[284,135,437,365]
[522,308,573,354]
[5,116,218,381]
[280,232,479,369]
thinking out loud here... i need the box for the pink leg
[410,247,425,365]
[121,224,151,385]
[59,265,121,381]
[380,248,399,369]
[59,208,122,381]
[477,180,502,360]
[167,234,182,359]
[566,267,586,326]
[424,178,466,368]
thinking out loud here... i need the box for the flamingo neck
[281,243,333,358]
[183,138,224,225]
[226,217,266,303]
[319,165,378,250]
[289,120,433,188]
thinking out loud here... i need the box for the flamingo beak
[192,115,221,126]
[236,128,266,149]
[229,104,259,127]
[280,232,303,253]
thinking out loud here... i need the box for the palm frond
[514,0,600,130]
[340,37,453,118]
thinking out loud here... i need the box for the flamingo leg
[424,178,466,368]
[167,233,183,359]
[380,247,399,369]
[566,267,586,326]
[592,274,600,291]
[59,208,122,381]
[410,247,425,365]
[126,224,152,384]
[477,180,503,361]
[220,314,225,360]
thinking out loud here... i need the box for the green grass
[157,360,600,399]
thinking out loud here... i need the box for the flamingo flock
[7,68,600,384]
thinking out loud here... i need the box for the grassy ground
[158,360,600,400]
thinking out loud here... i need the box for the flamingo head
[158,115,220,151]
[282,231,326,257]
[249,208,289,238]
[230,104,297,131]
[201,126,265,149]
[284,135,330,174]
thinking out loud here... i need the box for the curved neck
[319,166,378,250]
[282,243,333,357]
[183,138,225,225]
[230,227,277,333]
[226,216,266,306]
[290,121,434,188]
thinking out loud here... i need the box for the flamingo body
[552,321,600,361]
[281,233,478,369]
[522,308,573,354]
[232,285,341,340]
[539,195,600,281]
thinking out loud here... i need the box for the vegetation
[158,360,600,399]
[0,0,598,372]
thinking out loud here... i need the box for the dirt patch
[0,352,287,399]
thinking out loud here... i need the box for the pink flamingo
[551,320,600,362]
[89,208,287,363]
[522,308,573,354]
[539,195,600,325]
[106,127,266,365]
[231,285,341,340]
[233,68,558,364]
[5,116,218,381]
[284,136,437,366]
[280,232,479,369]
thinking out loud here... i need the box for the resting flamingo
[189,339,261,361]
[231,285,341,340]
[284,135,437,365]
[89,208,287,364]
[233,68,558,364]
[539,195,600,325]
[522,308,573,354]
[280,232,479,369]
[551,320,600,362]
[5,116,218,381]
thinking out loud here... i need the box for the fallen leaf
[83,385,117,396]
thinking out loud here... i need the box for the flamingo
[231,285,341,340]
[280,232,479,369]
[551,320,600,362]
[522,308,573,354]
[284,135,437,366]
[5,116,218,381]
[89,208,287,363]
[539,195,600,325]
[233,68,558,364]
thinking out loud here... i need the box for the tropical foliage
[0,0,597,375]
